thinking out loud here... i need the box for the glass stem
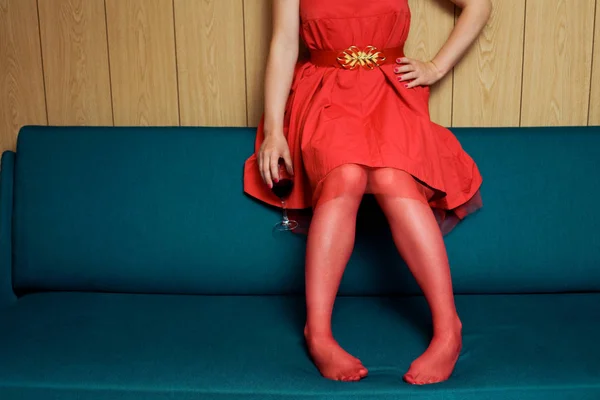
[281,200,290,224]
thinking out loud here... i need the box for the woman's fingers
[398,71,418,82]
[263,155,273,188]
[257,136,292,188]
[260,149,275,188]
[396,57,412,64]
[395,58,420,83]
[395,57,440,87]
[258,151,265,183]
[405,78,423,89]
[393,64,414,74]
[282,150,294,175]
[270,154,280,185]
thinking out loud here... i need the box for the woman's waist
[308,45,404,69]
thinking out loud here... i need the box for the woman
[244,0,491,385]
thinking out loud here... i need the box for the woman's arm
[396,0,492,88]
[263,0,300,137]
[430,0,493,76]
[258,0,299,187]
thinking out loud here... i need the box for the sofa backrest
[9,125,600,296]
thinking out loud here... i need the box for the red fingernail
[274,178,279,183]
[404,84,409,88]
[396,58,402,63]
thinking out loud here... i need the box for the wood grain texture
[589,0,600,126]
[175,0,246,127]
[521,0,595,126]
[405,0,455,127]
[38,0,112,126]
[2,0,598,136]
[243,0,272,127]
[105,0,179,126]
[452,0,525,127]
[0,0,47,152]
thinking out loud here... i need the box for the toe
[404,373,418,385]
[344,370,361,382]
[359,368,368,378]
[416,375,444,385]
[413,373,421,382]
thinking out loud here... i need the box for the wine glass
[272,160,298,231]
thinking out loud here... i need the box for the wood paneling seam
[35,0,49,126]
[588,0,598,126]
[450,5,456,127]
[518,0,528,127]
[104,0,115,126]
[242,0,250,127]
[172,0,181,127]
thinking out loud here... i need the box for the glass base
[274,219,299,232]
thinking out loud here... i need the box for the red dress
[244,0,483,235]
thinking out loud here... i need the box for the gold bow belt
[310,46,404,69]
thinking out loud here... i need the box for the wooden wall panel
[453,0,525,127]
[2,0,599,141]
[589,0,600,126]
[521,0,595,126]
[175,0,246,127]
[38,0,112,126]
[0,0,47,151]
[105,0,179,126]
[243,0,272,127]
[406,0,455,127]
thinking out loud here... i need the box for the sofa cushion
[11,126,600,296]
[0,292,599,399]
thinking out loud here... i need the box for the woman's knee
[369,168,429,201]
[316,164,368,204]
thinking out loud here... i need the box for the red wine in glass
[272,161,298,231]
[271,178,294,199]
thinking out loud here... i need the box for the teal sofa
[1,125,599,399]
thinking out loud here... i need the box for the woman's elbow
[478,0,493,22]
[458,0,492,22]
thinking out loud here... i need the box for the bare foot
[403,319,462,385]
[305,329,368,381]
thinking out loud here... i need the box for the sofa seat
[1,292,599,399]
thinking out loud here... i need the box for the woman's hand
[394,57,444,89]
[258,132,294,188]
